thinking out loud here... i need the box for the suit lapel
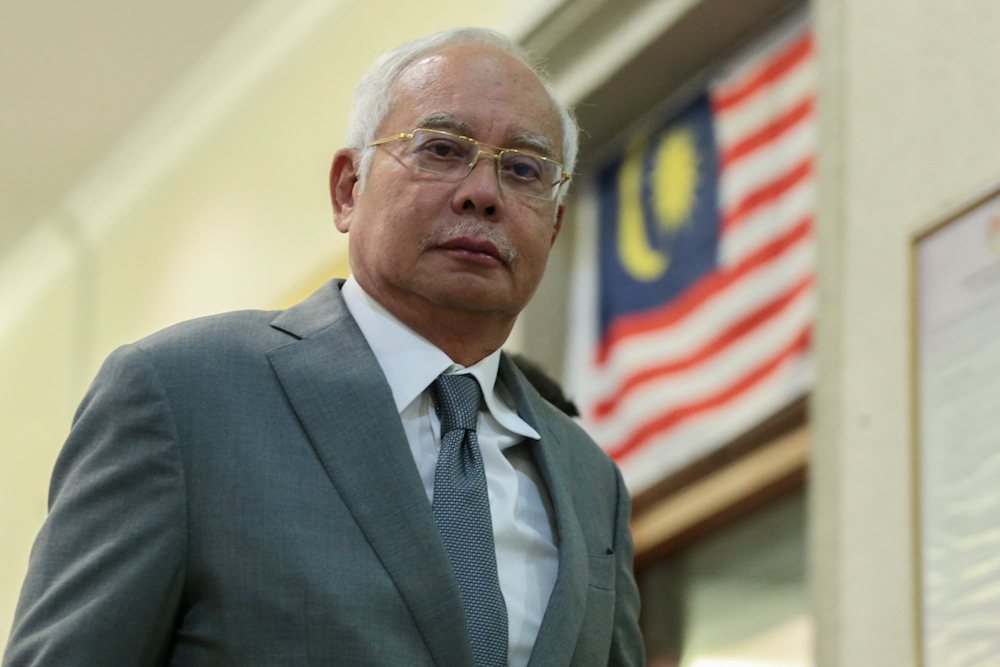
[266,281,474,667]
[499,357,589,667]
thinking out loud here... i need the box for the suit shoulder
[131,309,287,359]
[91,310,296,390]
[85,310,295,424]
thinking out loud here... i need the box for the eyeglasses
[370,128,571,201]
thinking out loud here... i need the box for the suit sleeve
[3,344,187,666]
[608,465,645,667]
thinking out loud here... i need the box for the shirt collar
[341,276,539,440]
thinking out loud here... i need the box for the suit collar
[267,280,474,667]
[499,357,590,667]
[269,278,347,339]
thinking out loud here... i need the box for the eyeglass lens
[407,130,560,199]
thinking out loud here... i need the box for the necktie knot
[431,374,481,434]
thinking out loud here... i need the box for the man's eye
[418,140,464,159]
[503,158,543,182]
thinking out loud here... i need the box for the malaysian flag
[565,17,816,493]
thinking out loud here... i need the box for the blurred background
[3,1,999,665]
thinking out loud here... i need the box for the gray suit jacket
[4,280,643,666]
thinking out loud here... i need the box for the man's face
[333,43,565,322]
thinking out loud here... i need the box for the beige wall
[811,1,1000,665]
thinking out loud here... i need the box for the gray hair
[345,27,579,203]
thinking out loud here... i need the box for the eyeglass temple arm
[369,132,414,147]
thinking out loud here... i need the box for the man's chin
[419,280,524,317]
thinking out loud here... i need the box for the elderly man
[4,28,643,667]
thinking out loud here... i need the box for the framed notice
[913,183,1000,666]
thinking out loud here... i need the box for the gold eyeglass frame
[370,128,572,201]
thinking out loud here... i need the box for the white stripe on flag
[596,234,814,380]
[717,117,816,227]
[590,291,813,445]
[713,53,815,149]
[618,353,812,492]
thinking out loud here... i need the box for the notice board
[913,183,1000,666]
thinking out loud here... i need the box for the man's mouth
[437,236,506,265]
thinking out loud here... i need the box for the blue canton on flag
[596,95,720,336]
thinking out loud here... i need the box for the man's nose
[452,150,505,219]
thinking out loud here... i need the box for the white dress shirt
[341,276,559,667]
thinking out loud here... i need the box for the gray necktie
[431,374,509,667]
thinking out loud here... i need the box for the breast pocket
[588,552,616,591]
[571,552,618,665]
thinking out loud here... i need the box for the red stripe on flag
[607,325,812,460]
[720,96,815,169]
[721,157,813,232]
[712,32,814,113]
[596,215,813,364]
[592,273,813,420]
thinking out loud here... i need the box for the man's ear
[551,204,565,246]
[330,148,360,233]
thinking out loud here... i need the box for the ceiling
[0,0,261,255]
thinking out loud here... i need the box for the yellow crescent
[617,135,667,282]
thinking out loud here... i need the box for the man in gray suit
[4,27,643,667]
